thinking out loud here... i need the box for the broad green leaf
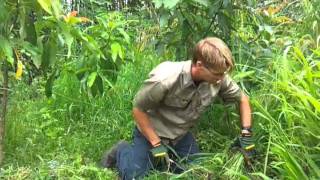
[0,36,14,65]
[57,34,64,46]
[111,42,122,62]
[165,0,180,9]
[87,72,97,88]
[61,29,73,58]
[22,41,42,68]
[45,69,58,97]
[91,74,103,96]
[26,15,37,45]
[208,1,221,17]
[117,28,130,44]
[217,12,231,36]
[223,0,231,8]
[52,1,61,18]
[19,9,27,41]
[153,0,163,8]
[259,25,274,35]
[96,75,103,94]
[41,36,57,71]
[37,0,52,15]
[160,12,170,28]
[118,47,124,60]
[152,0,180,9]
[0,2,9,22]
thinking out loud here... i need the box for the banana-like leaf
[37,0,52,15]
[0,36,14,65]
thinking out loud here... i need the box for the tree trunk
[0,61,9,165]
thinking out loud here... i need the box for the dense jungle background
[0,0,319,179]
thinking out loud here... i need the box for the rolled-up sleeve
[133,80,167,112]
[218,75,241,104]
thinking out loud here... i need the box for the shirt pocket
[164,94,191,108]
[196,94,213,114]
[164,87,194,108]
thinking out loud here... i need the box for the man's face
[202,65,227,84]
[193,60,228,84]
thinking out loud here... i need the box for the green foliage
[149,0,236,60]
[2,0,320,179]
[0,0,136,98]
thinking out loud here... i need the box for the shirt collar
[182,60,195,88]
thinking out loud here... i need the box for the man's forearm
[239,92,252,129]
[132,107,161,147]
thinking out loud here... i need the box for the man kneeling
[101,37,255,179]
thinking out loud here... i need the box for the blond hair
[192,37,234,72]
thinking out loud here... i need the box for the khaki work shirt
[133,60,241,140]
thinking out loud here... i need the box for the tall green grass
[2,50,162,179]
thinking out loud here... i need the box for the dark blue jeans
[116,128,200,180]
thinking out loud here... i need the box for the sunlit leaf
[80,17,91,23]
[111,42,122,62]
[51,0,62,18]
[64,16,82,25]
[153,0,163,8]
[108,21,116,30]
[61,28,73,58]
[266,6,281,16]
[152,0,180,9]
[272,16,294,24]
[117,28,130,44]
[87,72,97,88]
[37,0,52,15]
[259,25,274,35]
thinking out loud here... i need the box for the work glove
[150,143,170,170]
[231,129,256,166]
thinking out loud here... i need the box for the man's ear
[196,60,203,67]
